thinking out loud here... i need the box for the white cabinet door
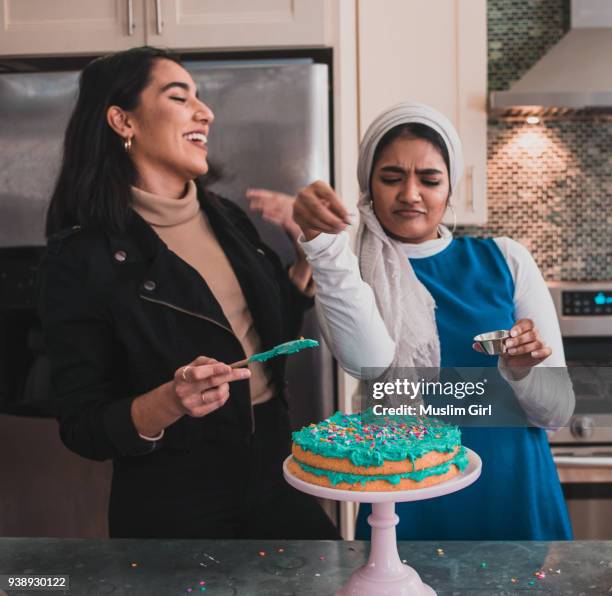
[357,0,487,224]
[0,0,330,56]
[147,0,330,49]
[0,0,145,56]
[454,0,487,225]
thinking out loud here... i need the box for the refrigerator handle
[127,0,135,35]
[155,0,163,35]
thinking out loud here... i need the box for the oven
[0,246,52,417]
[548,281,612,539]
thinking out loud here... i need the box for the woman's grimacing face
[370,135,450,243]
[117,59,215,194]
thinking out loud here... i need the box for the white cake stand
[283,448,481,596]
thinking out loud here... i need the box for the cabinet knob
[465,165,475,212]
[127,0,135,36]
[155,0,164,35]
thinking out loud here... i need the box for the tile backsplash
[488,0,569,93]
[457,0,612,281]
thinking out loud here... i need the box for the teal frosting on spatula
[248,339,319,363]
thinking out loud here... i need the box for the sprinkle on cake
[288,411,468,491]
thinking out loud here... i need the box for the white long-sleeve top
[300,231,575,429]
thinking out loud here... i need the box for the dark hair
[45,46,182,236]
[371,123,451,194]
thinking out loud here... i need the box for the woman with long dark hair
[39,46,338,539]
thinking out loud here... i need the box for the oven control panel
[562,290,612,316]
[548,282,612,336]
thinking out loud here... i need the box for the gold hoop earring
[123,137,132,152]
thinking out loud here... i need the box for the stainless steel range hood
[490,0,612,117]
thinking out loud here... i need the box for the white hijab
[355,102,464,369]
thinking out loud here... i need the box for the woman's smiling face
[124,58,215,193]
[370,134,450,243]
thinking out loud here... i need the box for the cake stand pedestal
[283,448,481,596]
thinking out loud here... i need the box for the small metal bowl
[473,330,511,356]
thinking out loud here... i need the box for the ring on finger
[201,390,220,404]
[181,366,190,382]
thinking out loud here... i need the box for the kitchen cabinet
[357,0,488,224]
[0,0,146,55]
[0,0,331,56]
[148,0,331,50]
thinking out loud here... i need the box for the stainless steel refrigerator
[0,58,337,536]
[0,58,335,430]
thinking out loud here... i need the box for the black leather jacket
[38,190,311,461]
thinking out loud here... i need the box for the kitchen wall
[457,0,612,281]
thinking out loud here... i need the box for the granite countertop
[1,539,611,595]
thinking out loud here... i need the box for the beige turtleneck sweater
[131,181,274,406]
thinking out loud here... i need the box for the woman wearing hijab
[37,46,339,540]
[287,102,574,540]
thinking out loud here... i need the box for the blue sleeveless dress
[355,237,572,540]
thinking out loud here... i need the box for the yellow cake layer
[291,443,459,475]
[287,457,460,491]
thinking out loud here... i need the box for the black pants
[110,398,340,540]
[236,397,340,539]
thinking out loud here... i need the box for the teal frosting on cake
[291,411,462,468]
[294,447,469,487]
